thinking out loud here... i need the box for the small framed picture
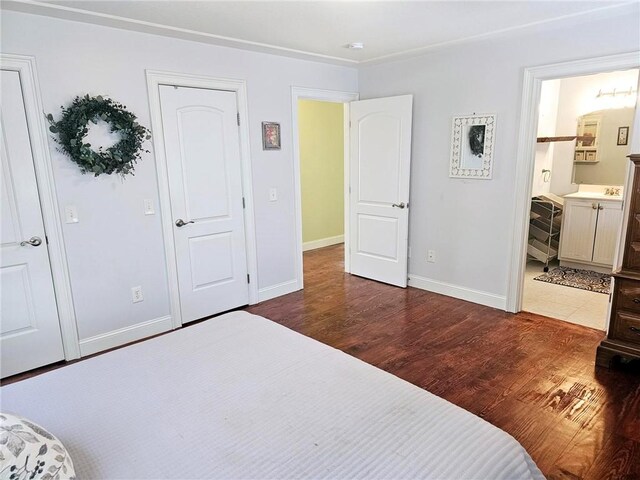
[262,122,281,150]
[618,126,629,146]
[449,113,497,179]
[574,151,585,161]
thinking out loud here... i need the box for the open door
[349,95,413,287]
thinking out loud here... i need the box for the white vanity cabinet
[559,196,623,269]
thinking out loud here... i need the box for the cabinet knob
[592,203,598,209]
[630,326,640,335]
[633,298,640,304]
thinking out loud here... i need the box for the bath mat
[533,266,611,294]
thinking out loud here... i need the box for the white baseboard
[303,235,344,252]
[78,315,173,357]
[258,279,299,303]
[408,274,507,310]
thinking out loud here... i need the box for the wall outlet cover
[427,250,436,263]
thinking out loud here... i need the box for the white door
[1,70,64,378]
[593,201,623,266]
[159,86,248,323]
[559,199,598,263]
[349,95,413,287]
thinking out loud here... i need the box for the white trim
[257,280,299,303]
[303,235,344,252]
[78,315,172,357]
[3,0,635,67]
[145,70,259,328]
[291,87,359,290]
[1,54,80,360]
[507,51,640,314]
[408,274,507,310]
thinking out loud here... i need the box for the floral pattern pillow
[0,413,75,480]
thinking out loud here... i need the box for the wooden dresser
[596,153,640,368]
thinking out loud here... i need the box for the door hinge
[242,197,246,209]
[45,235,49,245]
[237,112,240,126]
[247,274,250,283]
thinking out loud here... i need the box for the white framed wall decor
[450,113,496,179]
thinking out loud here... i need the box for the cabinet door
[593,201,623,266]
[559,199,598,262]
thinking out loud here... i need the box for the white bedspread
[1,311,544,479]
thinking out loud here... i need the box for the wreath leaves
[47,95,151,177]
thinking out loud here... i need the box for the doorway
[291,87,358,290]
[146,71,259,328]
[1,56,78,378]
[297,99,347,265]
[509,52,640,328]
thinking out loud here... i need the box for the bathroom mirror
[572,107,634,185]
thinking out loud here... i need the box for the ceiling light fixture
[347,42,364,50]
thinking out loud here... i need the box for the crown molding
[2,0,637,68]
[359,1,639,66]
[1,0,359,66]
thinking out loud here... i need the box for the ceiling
[3,1,632,65]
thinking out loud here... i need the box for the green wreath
[47,95,151,177]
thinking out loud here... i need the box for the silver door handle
[175,219,195,227]
[392,202,406,209]
[20,236,42,247]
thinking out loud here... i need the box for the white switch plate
[269,188,278,202]
[427,250,436,263]
[64,205,79,224]
[143,199,155,215]
[131,286,144,303]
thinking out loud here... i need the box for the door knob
[175,219,194,227]
[20,236,42,247]
[392,202,406,209]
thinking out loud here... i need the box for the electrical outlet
[143,199,155,215]
[131,286,144,303]
[269,188,278,202]
[427,250,436,263]
[64,205,79,224]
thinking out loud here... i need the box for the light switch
[144,199,155,215]
[64,205,79,224]
[269,188,278,202]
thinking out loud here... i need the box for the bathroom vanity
[559,186,623,272]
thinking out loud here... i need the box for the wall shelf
[536,135,592,143]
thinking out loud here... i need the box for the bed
[1,311,544,479]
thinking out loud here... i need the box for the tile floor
[522,260,610,331]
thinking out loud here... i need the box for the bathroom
[523,68,638,330]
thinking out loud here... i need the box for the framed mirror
[573,107,634,185]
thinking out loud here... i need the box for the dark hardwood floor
[247,244,640,480]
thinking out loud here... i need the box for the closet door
[159,85,249,323]
[1,70,64,378]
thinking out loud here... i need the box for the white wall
[358,5,639,307]
[1,11,357,342]
[550,69,638,194]
[532,79,560,197]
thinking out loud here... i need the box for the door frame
[146,70,259,328]
[1,53,80,360]
[507,51,640,313]
[291,87,359,290]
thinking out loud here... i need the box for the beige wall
[298,100,344,244]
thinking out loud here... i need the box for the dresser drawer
[615,278,640,312]
[611,310,640,345]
